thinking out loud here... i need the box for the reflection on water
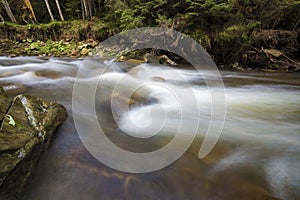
[0,57,299,200]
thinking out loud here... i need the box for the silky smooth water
[0,57,299,200]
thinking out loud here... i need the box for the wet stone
[0,86,67,200]
[33,69,62,79]
[1,84,27,96]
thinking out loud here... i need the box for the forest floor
[0,20,299,72]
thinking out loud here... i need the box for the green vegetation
[1,1,298,37]
[24,40,75,56]
[0,0,299,70]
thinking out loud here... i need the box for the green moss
[0,92,67,199]
[0,20,107,42]
[0,20,108,57]
[23,40,77,56]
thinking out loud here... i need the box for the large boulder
[0,87,67,200]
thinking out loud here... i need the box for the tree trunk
[82,0,89,20]
[1,0,17,23]
[44,0,54,21]
[81,0,85,20]
[55,0,64,21]
[0,12,4,22]
[88,0,92,19]
[23,0,37,22]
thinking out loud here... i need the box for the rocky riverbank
[0,86,67,200]
[0,38,98,58]
[0,21,299,72]
[0,20,105,57]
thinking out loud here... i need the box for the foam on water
[265,157,300,200]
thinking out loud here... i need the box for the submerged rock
[0,87,67,200]
[33,69,62,79]
[1,84,27,95]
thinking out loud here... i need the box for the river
[0,56,299,200]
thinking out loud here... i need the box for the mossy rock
[0,89,12,123]
[0,87,67,200]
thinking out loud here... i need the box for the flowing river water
[0,56,299,200]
